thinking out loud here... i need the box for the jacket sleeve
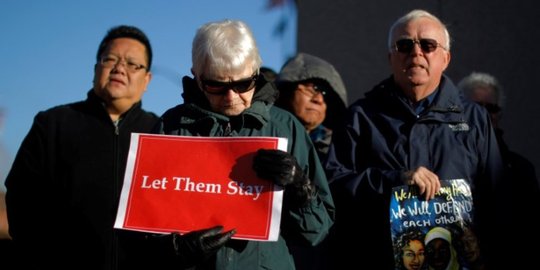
[5,111,60,266]
[280,121,335,247]
[324,107,405,200]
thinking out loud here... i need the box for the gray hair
[191,19,262,78]
[387,9,451,52]
[458,72,505,107]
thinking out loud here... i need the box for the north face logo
[448,123,469,131]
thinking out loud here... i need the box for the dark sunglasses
[297,82,327,98]
[394,38,445,54]
[201,74,258,95]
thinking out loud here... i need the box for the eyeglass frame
[199,73,259,95]
[296,82,327,99]
[99,55,147,72]
[393,38,447,54]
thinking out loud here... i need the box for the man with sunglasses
[155,19,334,269]
[324,9,504,269]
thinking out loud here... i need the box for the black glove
[175,226,235,267]
[146,226,235,268]
[253,149,317,207]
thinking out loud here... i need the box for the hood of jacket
[276,52,348,107]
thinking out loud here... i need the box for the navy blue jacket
[324,75,504,269]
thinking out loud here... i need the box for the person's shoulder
[23,100,88,131]
[159,103,197,129]
[133,108,159,128]
[269,105,300,123]
[161,104,189,118]
[268,105,307,132]
[459,96,490,118]
[34,99,86,118]
[349,77,392,109]
[269,105,291,115]
[507,150,537,173]
[140,109,159,119]
[345,94,377,117]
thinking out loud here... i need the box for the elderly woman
[155,19,335,270]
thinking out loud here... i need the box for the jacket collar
[428,75,464,114]
[86,89,144,121]
[369,74,466,122]
[177,75,278,133]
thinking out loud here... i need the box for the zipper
[112,118,121,269]
[224,122,232,136]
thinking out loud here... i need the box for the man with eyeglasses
[324,9,504,269]
[154,19,334,269]
[5,25,160,269]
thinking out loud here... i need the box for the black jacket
[5,90,159,269]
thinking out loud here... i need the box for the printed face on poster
[390,179,482,270]
[114,133,288,241]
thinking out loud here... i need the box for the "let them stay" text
[140,175,265,200]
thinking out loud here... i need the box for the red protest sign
[114,133,287,241]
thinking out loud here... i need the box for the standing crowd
[3,8,538,270]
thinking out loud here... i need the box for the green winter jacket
[158,75,335,270]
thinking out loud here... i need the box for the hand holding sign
[145,225,236,268]
[253,149,317,207]
[173,226,236,267]
[115,134,286,241]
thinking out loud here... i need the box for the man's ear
[442,51,451,72]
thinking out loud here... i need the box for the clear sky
[0,0,297,188]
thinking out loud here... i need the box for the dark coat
[497,128,540,268]
[5,90,159,269]
[324,75,504,269]
[157,76,335,270]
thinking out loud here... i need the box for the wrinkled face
[389,17,451,93]
[289,82,327,132]
[402,240,425,270]
[199,64,256,116]
[93,38,151,108]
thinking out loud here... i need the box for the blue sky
[0,0,296,187]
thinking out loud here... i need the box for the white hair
[387,9,451,52]
[458,72,505,107]
[191,19,262,78]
